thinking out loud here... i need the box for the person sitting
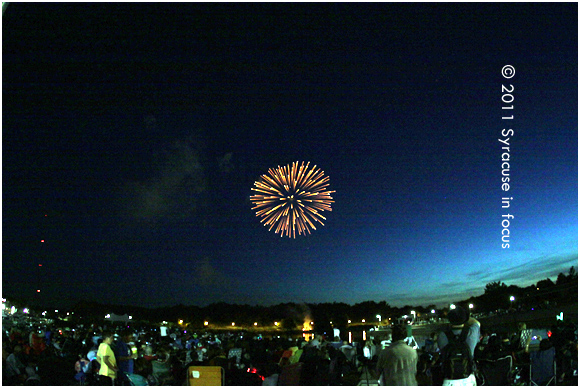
[151,347,174,385]
[526,337,557,385]
[479,334,510,360]
[5,345,28,385]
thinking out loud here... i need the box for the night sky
[3,3,578,310]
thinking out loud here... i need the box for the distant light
[37,289,41,293]
[510,296,515,302]
[348,320,351,324]
[11,306,16,314]
[204,321,209,326]
[42,311,46,316]
[330,321,333,325]
[178,319,183,325]
[411,310,416,315]
[431,310,436,314]
[55,310,58,313]
[450,304,456,310]
[129,315,132,320]
[274,322,279,326]
[468,304,474,309]
[41,240,44,243]
[362,319,365,323]
[531,308,534,311]
[67,312,69,315]
[232,322,235,326]
[105,314,110,319]
[254,322,258,326]
[23,308,29,314]
[38,264,42,267]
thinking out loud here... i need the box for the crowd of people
[2,306,577,386]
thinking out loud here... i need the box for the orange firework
[250,161,335,238]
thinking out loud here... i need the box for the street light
[450,304,456,310]
[376,314,382,322]
[468,303,474,309]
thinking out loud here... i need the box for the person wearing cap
[438,306,480,358]
[437,306,480,386]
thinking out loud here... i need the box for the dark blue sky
[3,3,577,309]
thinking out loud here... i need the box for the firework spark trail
[250,161,335,238]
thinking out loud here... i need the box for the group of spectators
[372,307,577,386]
[2,307,577,386]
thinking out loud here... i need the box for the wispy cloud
[467,252,578,286]
[120,136,207,225]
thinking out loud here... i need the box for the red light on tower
[38,264,42,267]
[41,240,44,243]
[37,289,40,293]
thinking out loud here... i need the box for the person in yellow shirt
[96,331,118,385]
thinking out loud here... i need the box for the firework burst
[250,161,335,238]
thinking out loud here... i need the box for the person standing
[437,306,480,386]
[96,331,118,385]
[375,324,418,385]
[115,330,137,384]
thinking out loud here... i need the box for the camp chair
[529,347,556,385]
[279,349,294,365]
[187,366,225,386]
[288,348,303,364]
[340,345,357,365]
[278,362,303,386]
[125,373,149,386]
[477,355,513,386]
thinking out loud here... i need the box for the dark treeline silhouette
[7,267,577,328]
